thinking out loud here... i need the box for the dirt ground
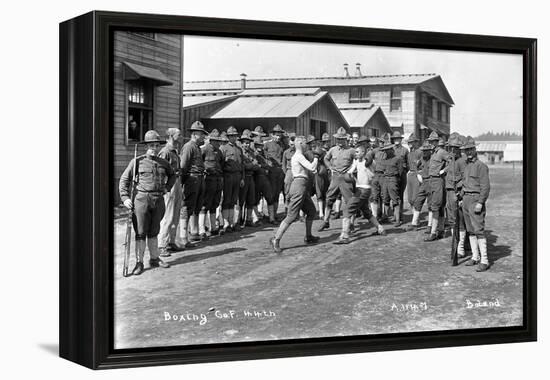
[113,165,523,349]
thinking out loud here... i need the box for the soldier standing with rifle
[460,136,491,271]
[119,130,175,276]
[239,131,260,227]
[270,136,320,253]
[253,136,277,224]
[406,133,421,212]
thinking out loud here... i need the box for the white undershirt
[348,158,374,188]
[291,151,318,178]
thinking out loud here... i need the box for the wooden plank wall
[296,96,349,145]
[113,32,182,200]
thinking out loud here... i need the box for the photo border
[59,10,537,369]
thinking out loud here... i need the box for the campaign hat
[139,130,166,145]
[189,120,209,134]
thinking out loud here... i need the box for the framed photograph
[59,11,537,369]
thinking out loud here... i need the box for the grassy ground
[113,165,523,349]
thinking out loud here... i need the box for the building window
[127,80,154,143]
[349,87,370,103]
[424,95,432,118]
[390,87,402,111]
[130,32,156,40]
[369,128,379,138]
[437,102,442,121]
[310,119,327,140]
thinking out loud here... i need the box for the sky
[183,35,523,137]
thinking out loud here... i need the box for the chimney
[343,63,350,78]
[240,73,247,89]
[355,63,362,77]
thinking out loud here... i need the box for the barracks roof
[184,73,454,105]
[338,103,389,129]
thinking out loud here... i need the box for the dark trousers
[269,167,285,204]
[182,175,205,218]
[348,187,374,219]
[315,172,329,201]
[239,175,256,207]
[382,176,401,206]
[202,176,223,213]
[446,189,466,228]
[407,172,420,208]
[462,193,486,237]
[133,192,165,239]
[222,172,241,209]
[428,176,446,214]
[370,172,384,204]
[255,174,273,206]
[413,178,431,212]
[326,173,355,218]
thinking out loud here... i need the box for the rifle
[450,153,459,266]
[123,144,138,277]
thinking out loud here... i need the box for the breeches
[462,193,486,237]
[283,178,317,224]
[202,176,223,213]
[133,192,165,239]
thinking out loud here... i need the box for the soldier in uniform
[270,136,320,253]
[157,128,184,257]
[350,131,360,148]
[119,130,175,275]
[425,132,450,241]
[311,133,330,219]
[238,131,260,227]
[335,144,386,244]
[252,136,277,224]
[219,126,244,233]
[460,136,491,271]
[367,136,386,221]
[318,127,356,232]
[199,129,224,238]
[264,125,286,220]
[408,141,434,231]
[445,134,467,257]
[380,141,404,227]
[357,135,370,148]
[251,126,268,220]
[406,133,421,212]
[179,121,208,244]
[391,132,409,217]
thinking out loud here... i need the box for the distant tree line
[474,131,523,141]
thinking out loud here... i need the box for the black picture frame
[59,10,537,369]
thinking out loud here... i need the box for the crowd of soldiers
[119,121,491,276]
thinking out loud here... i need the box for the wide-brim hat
[321,133,330,142]
[239,134,253,142]
[460,136,477,150]
[139,130,167,145]
[427,131,439,141]
[357,135,369,144]
[208,128,224,141]
[252,126,267,137]
[333,127,348,139]
[390,131,403,140]
[438,138,446,147]
[189,121,209,135]
[420,142,434,151]
[306,135,318,144]
[271,124,285,134]
[380,142,395,151]
[226,126,239,136]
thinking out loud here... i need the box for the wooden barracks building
[112,33,454,197]
[182,63,454,143]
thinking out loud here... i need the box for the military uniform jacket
[445,155,467,190]
[365,147,386,173]
[219,143,244,174]
[393,144,410,172]
[119,155,175,202]
[201,143,224,177]
[264,140,285,167]
[428,147,450,177]
[180,140,205,176]
[158,143,181,175]
[324,146,355,174]
[242,147,260,175]
[382,156,403,177]
[462,158,490,204]
[418,157,432,179]
[255,150,272,176]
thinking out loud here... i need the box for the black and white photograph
[112,31,524,349]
